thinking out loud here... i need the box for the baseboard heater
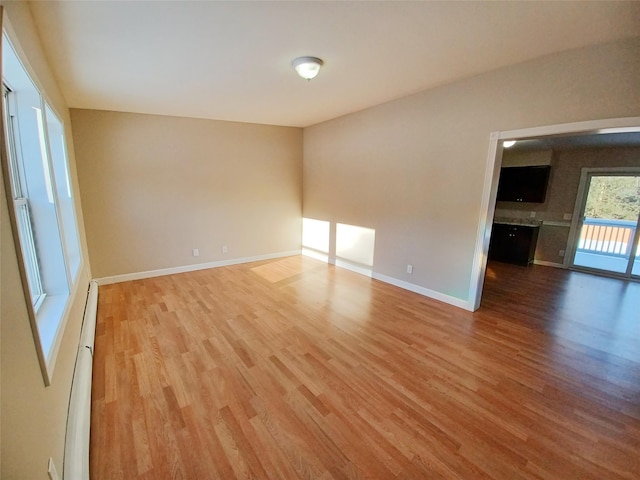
[64,280,99,480]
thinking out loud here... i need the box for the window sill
[36,293,69,366]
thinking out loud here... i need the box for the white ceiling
[27,1,640,128]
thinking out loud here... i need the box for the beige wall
[71,109,302,279]
[545,146,640,220]
[303,38,640,303]
[1,2,92,479]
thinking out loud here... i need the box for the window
[2,33,82,384]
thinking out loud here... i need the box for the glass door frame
[566,167,640,279]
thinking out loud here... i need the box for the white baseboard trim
[101,250,474,311]
[533,260,567,269]
[301,248,329,263]
[335,259,373,278]
[302,250,470,311]
[93,250,302,285]
[371,272,473,311]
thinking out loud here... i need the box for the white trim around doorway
[468,116,640,311]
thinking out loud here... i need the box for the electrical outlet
[48,458,59,480]
[406,264,413,274]
[192,248,199,257]
[222,245,228,254]
[559,250,565,257]
[563,213,572,220]
[530,211,536,218]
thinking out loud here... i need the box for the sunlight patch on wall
[336,223,376,277]
[302,218,330,262]
[302,219,376,277]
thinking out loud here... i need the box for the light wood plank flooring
[91,256,640,479]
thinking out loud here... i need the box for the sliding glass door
[571,171,640,278]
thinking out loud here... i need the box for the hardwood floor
[90,256,640,479]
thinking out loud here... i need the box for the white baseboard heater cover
[64,280,98,480]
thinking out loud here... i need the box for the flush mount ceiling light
[292,56,323,80]
[503,140,517,148]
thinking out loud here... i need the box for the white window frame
[4,85,46,309]
[1,31,83,385]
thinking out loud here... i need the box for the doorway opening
[470,117,640,311]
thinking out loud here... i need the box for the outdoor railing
[577,218,637,256]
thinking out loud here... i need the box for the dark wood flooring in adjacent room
[90,256,640,479]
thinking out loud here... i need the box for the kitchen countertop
[493,217,542,227]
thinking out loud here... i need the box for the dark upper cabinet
[496,166,550,203]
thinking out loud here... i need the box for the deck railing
[578,218,637,256]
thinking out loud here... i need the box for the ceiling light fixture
[292,56,323,80]
[503,140,517,148]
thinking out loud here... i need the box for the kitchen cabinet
[488,223,540,266]
[496,166,550,203]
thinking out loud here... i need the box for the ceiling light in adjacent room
[292,56,323,80]
[503,140,517,148]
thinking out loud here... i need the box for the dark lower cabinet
[488,223,540,266]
